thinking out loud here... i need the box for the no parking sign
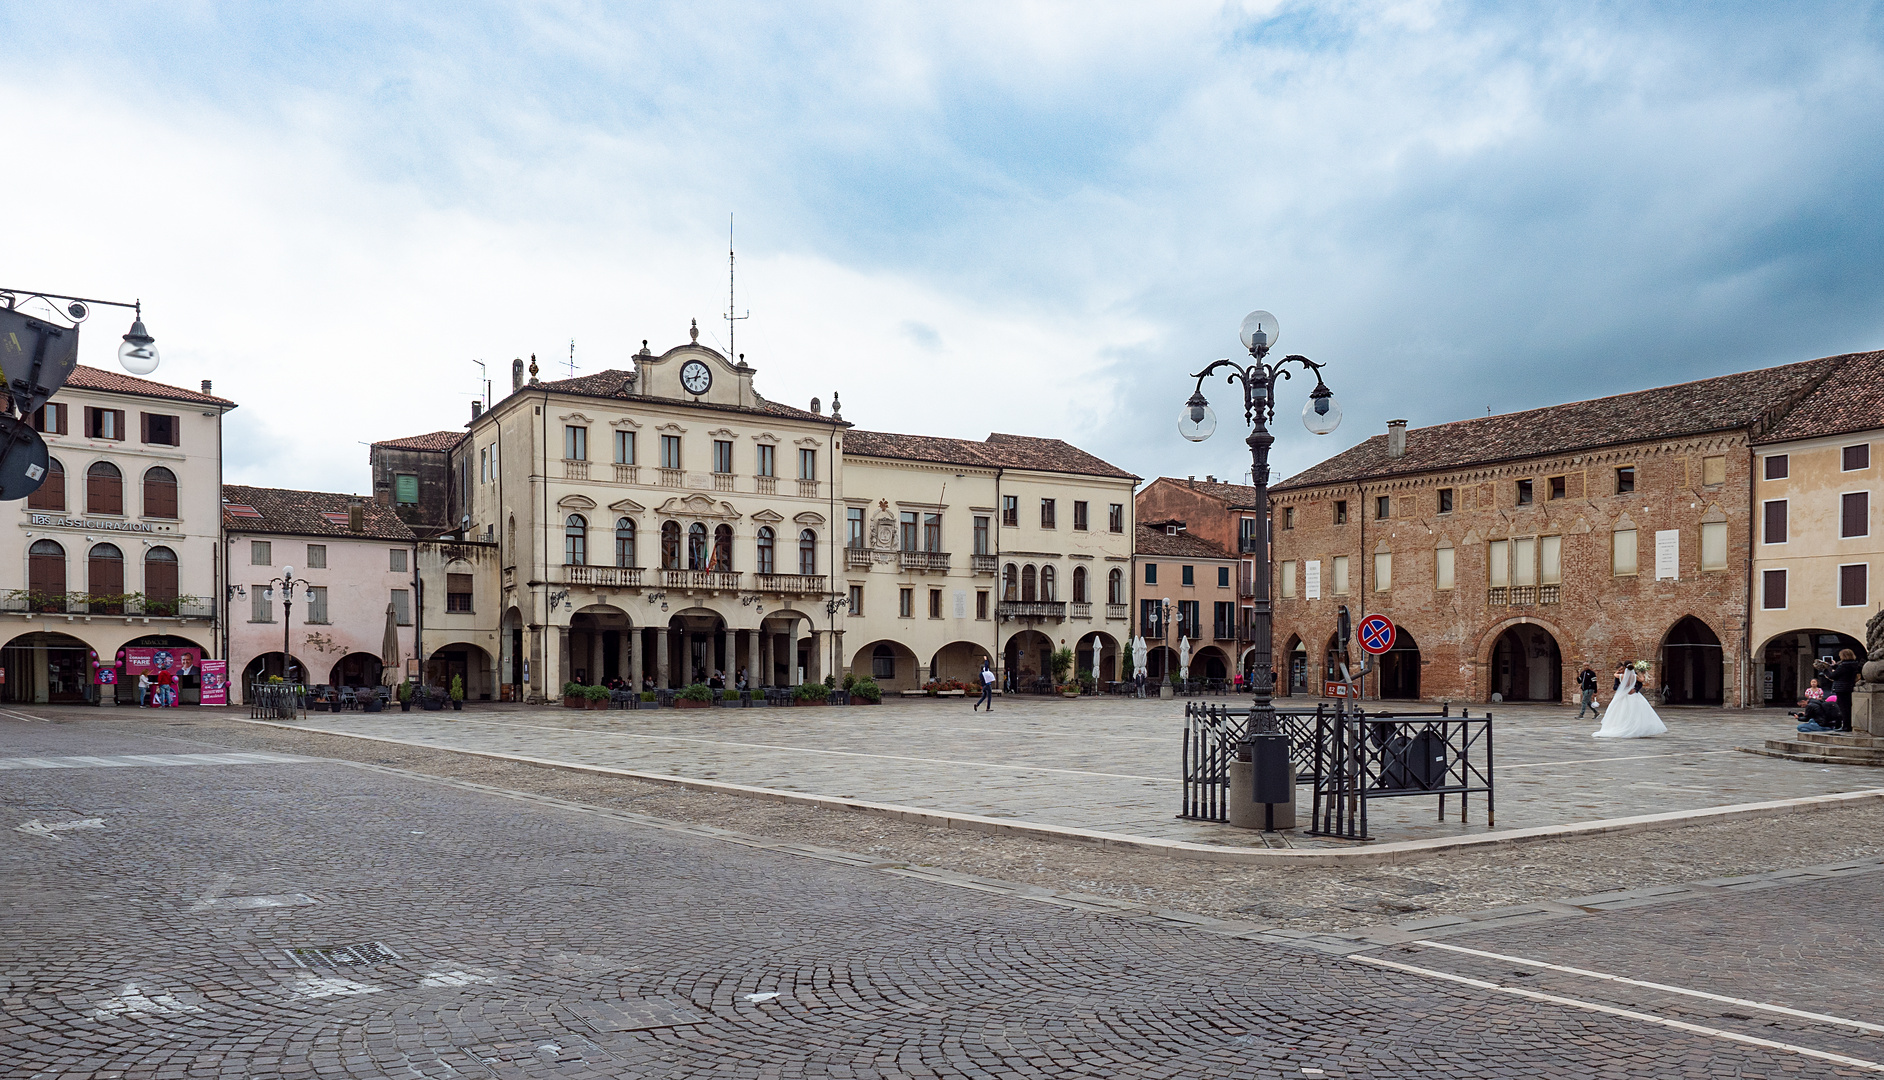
[1357,614,1396,655]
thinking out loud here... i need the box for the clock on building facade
[680,360,712,395]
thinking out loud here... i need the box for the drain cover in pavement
[566,997,705,1032]
[286,942,401,968]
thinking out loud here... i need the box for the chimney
[511,358,524,392]
[1387,419,1408,459]
[471,400,483,420]
[200,379,213,394]
[348,499,365,533]
[1205,474,1216,483]
[1187,475,1195,485]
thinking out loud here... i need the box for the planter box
[851,697,880,705]
[585,698,610,710]
[900,689,927,697]
[564,696,584,709]
[674,698,712,709]
[934,689,966,697]
[794,698,827,707]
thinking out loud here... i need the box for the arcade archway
[1377,626,1422,700]
[426,643,496,700]
[1758,628,1864,707]
[1660,616,1723,706]
[1,631,93,704]
[1491,624,1562,702]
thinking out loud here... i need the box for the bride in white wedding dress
[1593,664,1666,739]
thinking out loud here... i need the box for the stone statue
[1863,608,1884,685]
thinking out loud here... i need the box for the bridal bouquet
[1632,660,1651,674]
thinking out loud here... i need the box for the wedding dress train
[1592,668,1666,739]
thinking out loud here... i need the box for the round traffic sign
[1357,614,1396,655]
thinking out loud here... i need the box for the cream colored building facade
[444,329,1134,700]
[1751,351,1884,706]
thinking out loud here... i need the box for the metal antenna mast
[565,339,578,379]
[726,213,749,360]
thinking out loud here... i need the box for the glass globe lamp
[1238,310,1279,353]
[119,318,160,375]
[1178,392,1217,442]
[1302,384,1341,435]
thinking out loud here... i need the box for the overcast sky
[6,2,1882,494]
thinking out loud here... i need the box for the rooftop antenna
[472,359,490,408]
[726,213,749,361]
[565,339,578,379]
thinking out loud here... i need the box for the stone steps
[1745,733,1884,767]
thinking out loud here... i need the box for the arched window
[872,643,896,679]
[712,524,734,571]
[1072,565,1088,603]
[88,542,124,614]
[1041,565,1056,602]
[26,457,63,512]
[564,514,587,565]
[687,522,709,569]
[1003,563,1018,600]
[27,539,66,611]
[145,546,179,614]
[1108,568,1124,605]
[756,526,776,575]
[142,466,178,518]
[661,521,682,568]
[615,518,636,567]
[1022,564,1038,602]
[798,529,818,575]
[87,461,123,515]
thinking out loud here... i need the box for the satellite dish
[0,306,81,416]
[0,415,51,501]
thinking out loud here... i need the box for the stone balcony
[661,569,741,592]
[997,600,1066,622]
[562,459,590,480]
[1106,602,1130,621]
[970,554,999,574]
[898,550,950,572]
[562,565,642,589]
[845,547,873,569]
[756,573,828,595]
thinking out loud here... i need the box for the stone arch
[326,651,385,688]
[1756,627,1864,707]
[931,639,995,685]
[1003,628,1055,688]
[1072,630,1120,683]
[1661,615,1724,706]
[1192,644,1230,682]
[425,641,496,701]
[849,638,922,691]
[1487,621,1564,703]
[0,630,94,703]
[1377,624,1421,700]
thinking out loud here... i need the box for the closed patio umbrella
[380,602,401,686]
[1178,635,1192,681]
[1132,635,1148,679]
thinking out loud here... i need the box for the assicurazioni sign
[28,514,157,533]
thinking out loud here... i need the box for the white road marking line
[1413,940,1884,1034]
[0,752,308,770]
[0,708,46,722]
[1348,953,1884,1072]
[1503,750,1741,769]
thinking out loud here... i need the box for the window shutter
[1763,501,1787,544]
[1843,492,1869,538]
[1762,569,1786,609]
[1841,564,1868,607]
[140,412,150,443]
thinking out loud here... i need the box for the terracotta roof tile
[1754,350,1884,444]
[845,429,1136,479]
[1135,524,1234,559]
[372,430,465,452]
[1275,355,1845,490]
[60,365,237,407]
[222,485,415,541]
[1145,477,1263,508]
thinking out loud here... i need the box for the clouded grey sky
[6,2,1882,491]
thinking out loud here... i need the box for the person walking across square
[1574,665,1599,718]
[975,660,996,712]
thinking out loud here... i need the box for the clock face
[680,360,712,395]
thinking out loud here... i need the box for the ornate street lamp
[263,566,307,683]
[1179,310,1340,739]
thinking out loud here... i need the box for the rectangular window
[251,540,272,566]
[305,586,329,624]
[1140,599,1163,638]
[306,544,327,569]
[1764,454,1789,480]
[251,588,273,623]
[1280,559,1296,598]
[1613,528,1638,576]
[1436,546,1455,590]
[1844,444,1871,472]
[141,413,179,446]
[390,548,408,572]
[756,443,774,476]
[1540,535,1562,584]
[1239,517,1258,554]
[564,425,588,461]
[976,590,989,620]
[30,402,67,434]
[1615,466,1636,494]
[1513,537,1536,586]
[1700,521,1727,570]
[1282,505,1295,529]
[1702,456,1726,486]
[1375,495,1391,519]
[479,447,489,482]
[614,430,635,464]
[1145,563,1157,585]
[1548,476,1566,500]
[923,513,943,551]
[847,507,865,548]
[1489,540,1509,588]
[1003,496,1019,527]
[1437,488,1454,514]
[1217,566,1230,588]
[798,448,817,479]
[1109,503,1124,532]
[1840,564,1869,607]
[445,573,474,613]
[1178,600,1200,639]
[900,512,918,550]
[395,473,418,504]
[1762,568,1787,610]
[1331,555,1349,595]
[1373,552,1392,591]
[848,584,864,614]
[1763,500,1788,544]
[1181,565,1194,586]
[84,407,125,440]
[391,588,412,626]
[1334,500,1348,525]
[712,440,733,474]
[1843,491,1870,538]
[898,587,913,618]
[973,515,990,555]
[660,435,682,469]
[1073,501,1088,531]
[1040,498,1056,528]
[1516,479,1533,506]
[1214,601,1234,639]
[929,589,943,618]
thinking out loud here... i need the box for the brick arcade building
[1263,355,1851,707]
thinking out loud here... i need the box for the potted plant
[640,690,656,709]
[1078,671,1096,695]
[449,675,465,711]
[676,683,714,709]
[420,686,445,711]
[363,687,384,713]
[563,681,586,709]
[580,683,609,710]
[851,677,882,705]
[1050,647,1077,697]
[792,682,829,706]
[397,681,413,712]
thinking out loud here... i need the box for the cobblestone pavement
[6,717,1884,1078]
[251,696,1865,846]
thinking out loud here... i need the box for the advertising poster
[199,659,229,706]
[122,647,201,708]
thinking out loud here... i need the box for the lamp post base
[1227,759,1297,830]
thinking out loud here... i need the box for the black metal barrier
[1307,708,1494,841]
[247,683,307,721]
[1179,700,1328,823]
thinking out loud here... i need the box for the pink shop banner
[199,659,229,706]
